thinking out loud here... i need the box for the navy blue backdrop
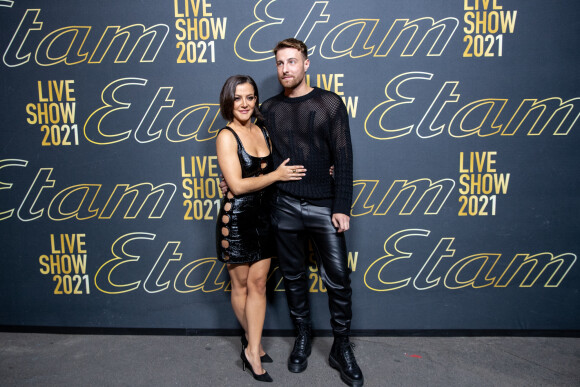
[0,0,578,332]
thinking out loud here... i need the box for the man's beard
[280,74,304,89]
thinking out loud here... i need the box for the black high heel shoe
[241,348,273,382]
[241,335,273,363]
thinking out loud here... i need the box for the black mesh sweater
[260,87,353,215]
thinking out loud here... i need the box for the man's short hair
[273,38,308,60]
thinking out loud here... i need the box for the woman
[216,75,306,382]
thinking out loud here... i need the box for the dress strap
[258,125,272,153]
[220,125,271,154]
[219,126,243,149]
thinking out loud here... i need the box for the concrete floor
[1,332,579,386]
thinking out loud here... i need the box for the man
[259,38,363,387]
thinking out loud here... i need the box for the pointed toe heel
[241,334,273,363]
[260,353,273,363]
[241,348,273,383]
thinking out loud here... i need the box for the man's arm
[329,94,354,217]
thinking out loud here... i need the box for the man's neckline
[282,87,318,101]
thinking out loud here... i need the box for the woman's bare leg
[228,263,249,332]
[243,258,271,373]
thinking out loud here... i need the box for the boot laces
[339,341,358,367]
[293,324,311,351]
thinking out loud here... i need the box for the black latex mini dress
[216,126,276,264]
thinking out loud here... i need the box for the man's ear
[304,58,310,72]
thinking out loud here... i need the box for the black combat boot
[329,336,364,386]
[287,322,312,373]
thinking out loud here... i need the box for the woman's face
[231,82,256,125]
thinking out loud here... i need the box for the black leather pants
[271,193,352,337]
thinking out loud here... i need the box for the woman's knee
[248,276,267,295]
[231,277,248,295]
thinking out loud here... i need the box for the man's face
[275,47,310,90]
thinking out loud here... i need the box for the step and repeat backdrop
[0,0,578,332]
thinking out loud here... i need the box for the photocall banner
[0,0,578,332]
